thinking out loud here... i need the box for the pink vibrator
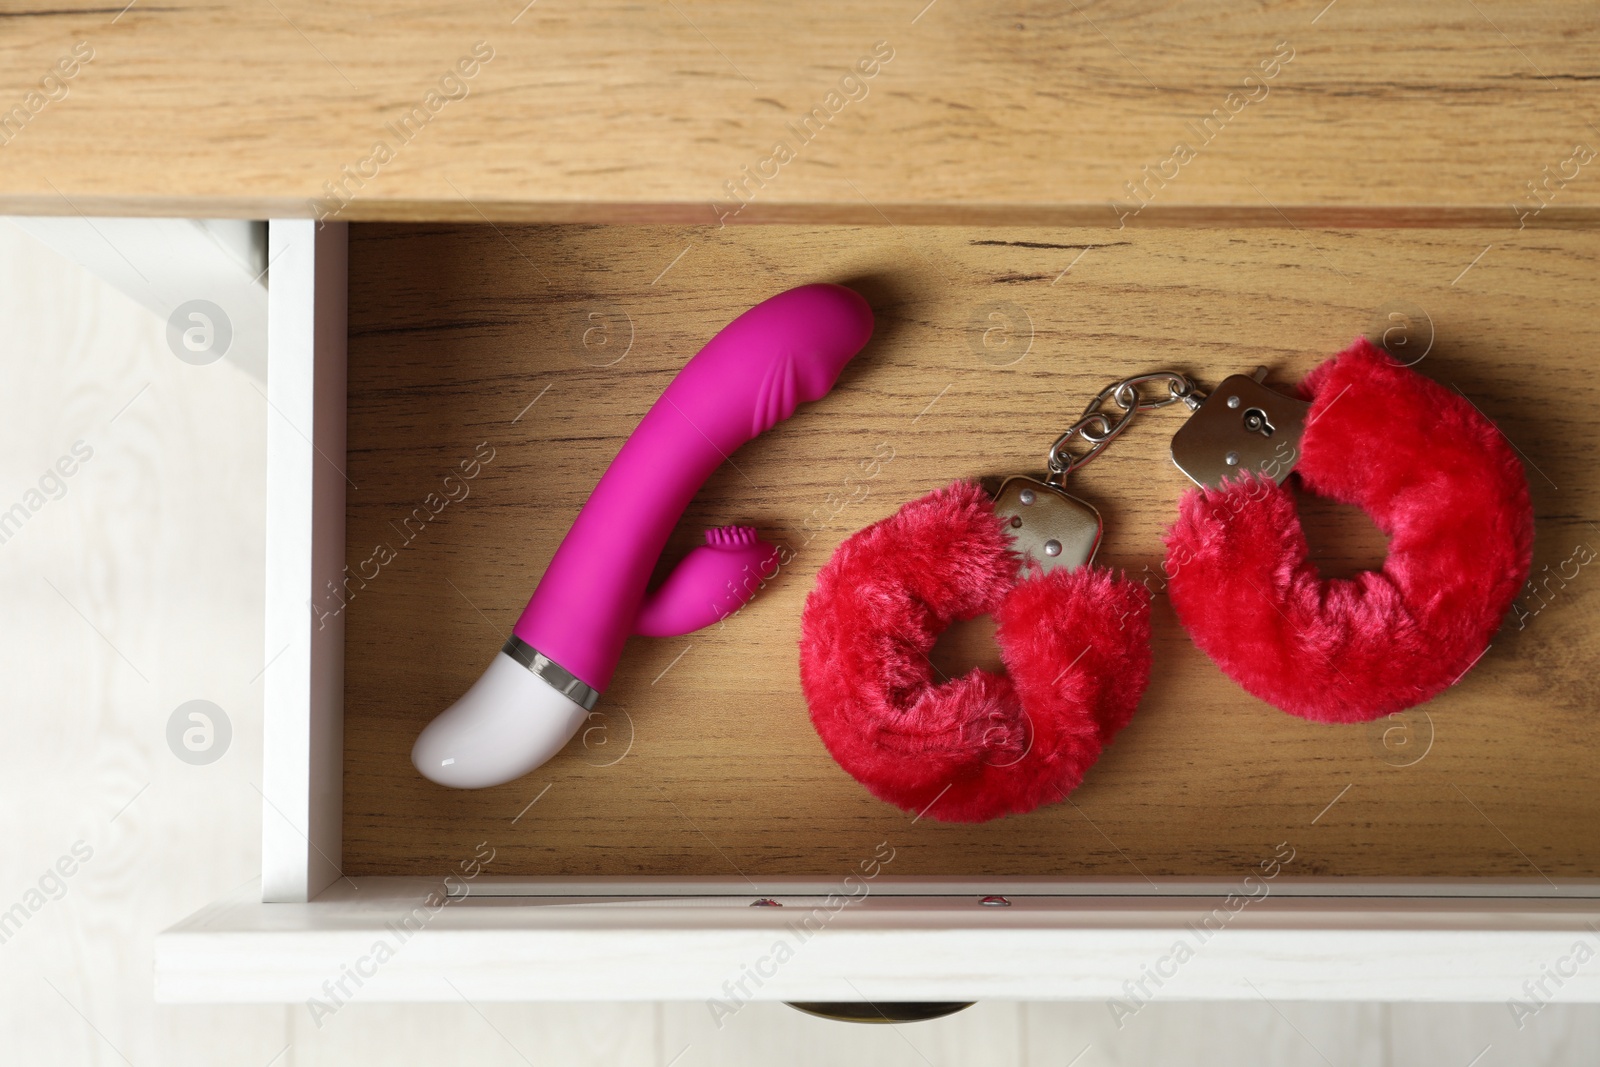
[413,283,874,788]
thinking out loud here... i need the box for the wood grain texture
[1023,1002,1389,1067]
[0,224,290,1064]
[291,1003,657,1066]
[341,222,1599,879]
[2,1,1600,221]
[1386,1003,1600,1067]
[661,1000,1022,1067]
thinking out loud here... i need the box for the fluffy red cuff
[1164,338,1534,723]
[799,482,1152,822]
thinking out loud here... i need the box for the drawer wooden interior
[341,222,1599,880]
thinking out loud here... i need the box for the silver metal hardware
[998,371,1207,574]
[1046,371,1205,482]
[1001,366,1308,554]
[993,476,1101,572]
[1170,367,1310,488]
[501,635,602,710]
[1242,408,1274,436]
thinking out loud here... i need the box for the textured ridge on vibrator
[706,524,761,549]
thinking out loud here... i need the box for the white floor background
[0,221,1594,1065]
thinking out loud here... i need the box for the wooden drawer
[155,217,1600,1004]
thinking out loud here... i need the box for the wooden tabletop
[2,0,1599,221]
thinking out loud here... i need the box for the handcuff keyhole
[1242,407,1276,437]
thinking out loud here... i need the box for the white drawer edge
[261,219,348,903]
[155,878,1600,1004]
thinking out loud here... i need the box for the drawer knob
[786,1002,974,1024]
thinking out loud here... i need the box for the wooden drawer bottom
[338,223,1598,881]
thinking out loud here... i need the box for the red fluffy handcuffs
[800,338,1533,823]
[1165,338,1534,724]
[800,481,1152,824]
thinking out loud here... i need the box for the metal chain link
[1046,372,1206,483]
